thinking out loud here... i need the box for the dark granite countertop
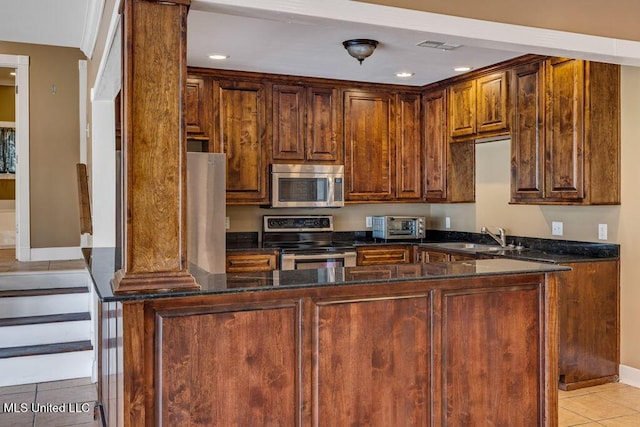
[85,248,569,303]
[225,230,619,263]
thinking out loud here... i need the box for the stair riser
[0,272,88,290]
[0,294,89,318]
[0,350,94,387]
[0,321,91,347]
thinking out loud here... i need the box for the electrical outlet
[365,216,373,228]
[551,221,563,236]
[445,217,451,229]
[598,224,608,240]
[225,217,230,230]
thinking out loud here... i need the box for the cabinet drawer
[226,251,279,272]
[356,245,411,266]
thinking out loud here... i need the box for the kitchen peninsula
[87,248,568,426]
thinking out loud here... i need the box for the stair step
[0,340,93,359]
[0,292,90,319]
[0,349,94,387]
[0,286,88,298]
[0,312,90,327]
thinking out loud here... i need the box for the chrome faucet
[481,226,507,247]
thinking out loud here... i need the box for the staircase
[0,270,95,387]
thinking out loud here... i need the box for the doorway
[0,54,29,261]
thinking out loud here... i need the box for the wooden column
[112,0,198,293]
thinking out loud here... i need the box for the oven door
[281,251,356,270]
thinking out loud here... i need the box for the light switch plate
[225,217,230,230]
[551,221,563,236]
[366,216,372,228]
[445,217,451,229]
[598,224,608,240]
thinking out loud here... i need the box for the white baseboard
[620,364,640,388]
[30,246,83,261]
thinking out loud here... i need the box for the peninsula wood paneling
[311,295,430,426]
[157,303,299,426]
[436,284,545,425]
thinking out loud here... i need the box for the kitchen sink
[428,242,524,252]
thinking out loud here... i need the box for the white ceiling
[186,9,521,86]
[0,0,88,49]
[5,0,640,88]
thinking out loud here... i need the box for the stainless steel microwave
[372,216,426,240]
[271,164,344,208]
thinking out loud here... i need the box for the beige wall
[0,41,84,248]
[358,0,640,42]
[431,66,638,370]
[0,84,15,121]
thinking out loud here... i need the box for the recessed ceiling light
[454,66,472,72]
[208,54,229,60]
[395,72,414,78]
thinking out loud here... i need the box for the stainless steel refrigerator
[186,152,226,274]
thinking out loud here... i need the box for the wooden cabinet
[186,76,208,136]
[414,246,476,263]
[356,244,411,266]
[449,71,509,141]
[271,85,341,163]
[395,93,422,200]
[225,250,279,272]
[214,80,269,204]
[344,90,395,201]
[511,59,620,205]
[423,88,475,202]
[558,260,619,390]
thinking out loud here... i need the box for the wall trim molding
[30,246,83,262]
[80,0,105,59]
[620,364,640,388]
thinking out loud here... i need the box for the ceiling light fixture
[395,72,414,78]
[454,66,472,72]
[342,39,378,65]
[9,72,16,76]
[208,54,229,60]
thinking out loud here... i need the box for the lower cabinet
[129,271,556,425]
[356,244,412,266]
[558,260,620,390]
[225,250,279,272]
[414,246,477,263]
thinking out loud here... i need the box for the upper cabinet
[395,93,422,200]
[271,85,341,163]
[344,90,396,201]
[511,58,620,205]
[423,88,475,203]
[214,79,269,205]
[186,76,208,136]
[449,71,509,141]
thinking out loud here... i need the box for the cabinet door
[311,295,430,425]
[476,71,508,134]
[344,90,395,201]
[511,61,545,202]
[307,87,341,162]
[272,84,306,161]
[215,80,268,204]
[396,93,422,199]
[545,58,585,201]
[186,77,207,135]
[356,245,410,266]
[449,80,476,138]
[423,89,448,201]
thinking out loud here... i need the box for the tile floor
[0,249,85,273]
[559,382,640,426]
[1,378,639,426]
[0,377,99,427]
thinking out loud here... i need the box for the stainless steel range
[262,215,356,270]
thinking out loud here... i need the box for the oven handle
[282,252,355,260]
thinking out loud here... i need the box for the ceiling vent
[417,40,462,50]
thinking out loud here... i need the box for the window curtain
[0,128,15,173]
